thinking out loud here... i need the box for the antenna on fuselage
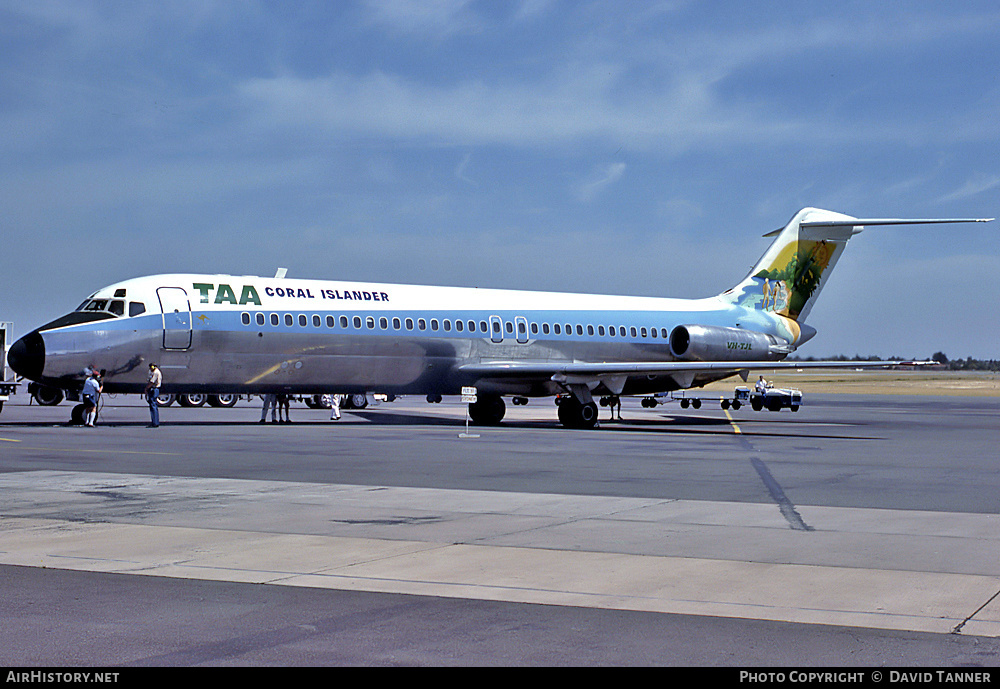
[274,267,288,279]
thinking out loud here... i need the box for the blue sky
[2,1,998,359]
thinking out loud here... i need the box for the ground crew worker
[144,363,162,427]
[81,369,102,427]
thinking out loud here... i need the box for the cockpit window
[75,298,135,318]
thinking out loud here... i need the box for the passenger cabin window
[256,313,265,326]
[418,319,426,330]
[326,316,335,327]
[380,317,388,330]
[393,317,401,330]
[406,318,414,330]
[287,314,295,327]
[430,319,439,331]
[241,312,251,325]
[271,314,279,326]
[353,316,362,328]
[340,316,348,328]
[366,316,375,329]
[313,315,322,327]
[300,315,308,327]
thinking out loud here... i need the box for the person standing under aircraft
[609,395,621,421]
[144,363,162,428]
[81,369,103,427]
[277,393,291,423]
[329,394,342,421]
[260,393,277,424]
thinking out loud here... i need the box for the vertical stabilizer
[722,208,858,325]
[719,209,992,343]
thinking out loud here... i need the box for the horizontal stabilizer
[763,216,993,237]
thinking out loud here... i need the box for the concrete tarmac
[1,392,999,666]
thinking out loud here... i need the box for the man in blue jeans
[144,363,162,427]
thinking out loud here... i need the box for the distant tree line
[789,352,1000,371]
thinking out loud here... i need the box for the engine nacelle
[669,324,792,362]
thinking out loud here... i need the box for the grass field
[697,370,1000,397]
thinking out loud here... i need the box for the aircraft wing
[458,358,898,381]
[457,359,902,397]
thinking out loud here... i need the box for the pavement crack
[952,586,1000,634]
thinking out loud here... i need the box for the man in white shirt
[144,363,162,428]
[755,375,770,394]
[81,369,102,427]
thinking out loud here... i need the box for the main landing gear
[556,395,599,429]
[468,394,506,426]
[464,393,599,429]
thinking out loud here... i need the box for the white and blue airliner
[8,208,990,428]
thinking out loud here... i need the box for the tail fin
[721,207,992,329]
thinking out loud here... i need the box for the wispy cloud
[574,162,626,202]
[454,152,477,186]
[936,175,1000,204]
[360,0,480,36]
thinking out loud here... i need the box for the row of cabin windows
[240,312,670,340]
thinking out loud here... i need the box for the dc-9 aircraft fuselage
[8,208,991,427]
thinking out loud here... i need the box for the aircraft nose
[7,331,45,381]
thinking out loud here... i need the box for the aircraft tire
[557,397,598,429]
[178,393,207,408]
[32,385,64,406]
[469,395,506,425]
